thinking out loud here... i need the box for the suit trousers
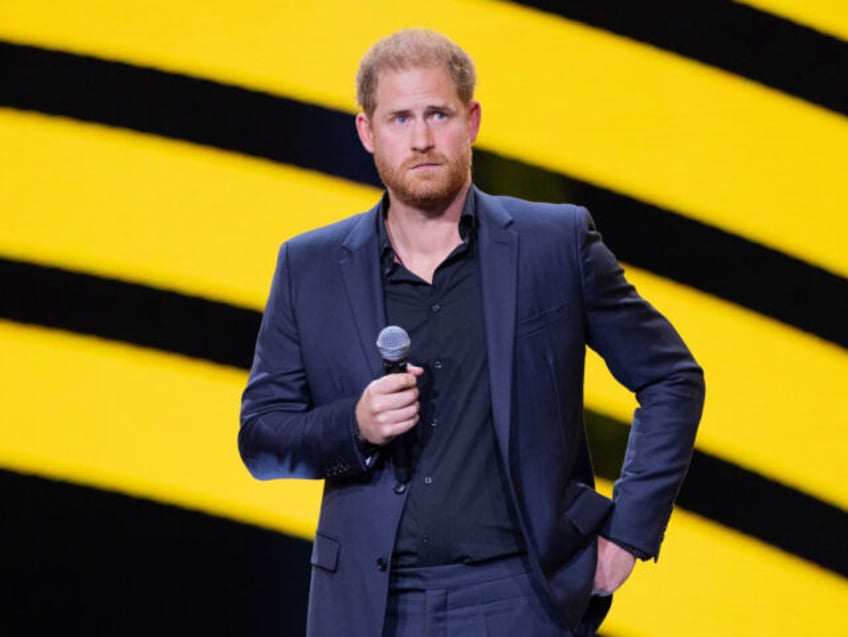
[382,555,571,637]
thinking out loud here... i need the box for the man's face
[356,65,481,214]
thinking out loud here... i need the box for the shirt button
[433,360,443,369]
[431,418,439,427]
[431,304,441,313]
[377,557,388,572]
[424,476,433,485]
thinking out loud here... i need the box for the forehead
[373,65,462,112]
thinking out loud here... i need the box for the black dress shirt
[378,191,526,567]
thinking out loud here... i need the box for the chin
[399,184,461,214]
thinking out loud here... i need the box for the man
[240,29,704,637]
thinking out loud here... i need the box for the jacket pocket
[310,532,340,573]
[516,302,570,338]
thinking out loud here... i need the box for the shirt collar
[378,188,477,268]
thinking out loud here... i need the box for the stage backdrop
[1,2,846,635]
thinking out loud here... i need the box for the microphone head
[376,325,411,363]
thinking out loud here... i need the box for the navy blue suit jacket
[239,187,705,635]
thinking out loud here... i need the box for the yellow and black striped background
[1,2,846,635]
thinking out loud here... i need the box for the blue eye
[395,115,409,124]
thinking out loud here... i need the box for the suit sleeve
[575,208,705,558]
[238,242,371,481]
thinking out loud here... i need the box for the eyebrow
[384,104,456,118]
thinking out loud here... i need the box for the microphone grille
[376,325,411,362]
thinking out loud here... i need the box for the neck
[385,183,470,283]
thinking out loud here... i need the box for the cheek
[444,126,473,150]
[373,133,404,157]
[444,138,472,163]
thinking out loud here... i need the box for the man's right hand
[355,364,424,446]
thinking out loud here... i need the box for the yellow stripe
[0,1,846,279]
[0,109,378,309]
[736,0,848,41]
[586,267,848,511]
[0,319,322,539]
[3,108,846,510]
[0,323,842,637]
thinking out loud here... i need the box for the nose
[411,120,434,152]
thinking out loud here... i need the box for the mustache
[402,153,448,169]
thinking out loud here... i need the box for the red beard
[374,147,472,215]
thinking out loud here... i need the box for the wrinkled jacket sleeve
[577,209,706,558]
[238,242,370,481]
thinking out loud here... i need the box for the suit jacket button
[376,558,388,572]
[393,482,407,494]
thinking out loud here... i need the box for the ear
[355,112,375,154]
[467,101,481,144]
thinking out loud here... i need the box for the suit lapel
[475,189,518,461]
[339,205,385,379]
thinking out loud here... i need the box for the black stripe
[677,451,848,578]
[0,40,380,186]
[585,412,848,577]
[2,41,845,348]
[0,468,311,635]
[0,257,259,369]
[1,258,845,577]
[514,1,848,115]
[0,467,617,637]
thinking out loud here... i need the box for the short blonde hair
[356,29,476,117]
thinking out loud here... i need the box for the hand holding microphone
[355,326,423,447]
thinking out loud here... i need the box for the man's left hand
[592,536,636,596]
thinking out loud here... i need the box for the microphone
[376,325,411,374]
[376,326,413,489]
